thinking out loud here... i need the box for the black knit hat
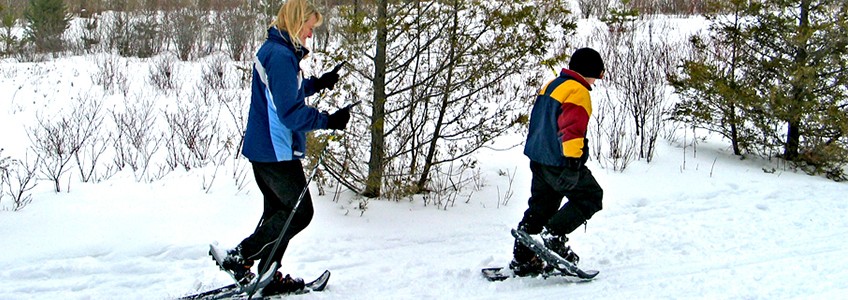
[569,48,605,79]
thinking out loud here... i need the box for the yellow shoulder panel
[549,81,592,116]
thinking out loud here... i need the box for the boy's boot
[540,229,580,265]
[509,239,547,276]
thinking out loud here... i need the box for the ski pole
[246,144,329,299]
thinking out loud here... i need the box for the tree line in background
[0,0,275,61]
[1,0,846,212]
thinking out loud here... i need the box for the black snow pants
[514,160,603,262]
[240,160,314,273]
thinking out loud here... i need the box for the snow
[2,15,847,300]
[2,129,846,299]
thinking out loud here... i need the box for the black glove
[557,158,582,190]
[327,106,351,130]
[314,72,339,91]
[314,62,345,91]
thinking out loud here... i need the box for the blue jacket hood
[267,27,310,61]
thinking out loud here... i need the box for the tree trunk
[784,121,801,160]
[363,0,388,198]
[729,106,741,155]
[783,0,810,161]
[414,0,459,193]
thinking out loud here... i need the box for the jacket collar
[267,27,310,60]
[560,69,592,91]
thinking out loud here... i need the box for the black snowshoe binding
[217,246,255,285]
[541,230,579,265]
[262,271,306,296]
[508,256,550,277]
[510,238,554,277]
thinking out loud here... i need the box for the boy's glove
[557,158,582,190]
[581,138,590,164]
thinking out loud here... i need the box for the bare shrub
[604,23,681,162]
[28,94,102,192]
[234,61,253,90]
[592,88,639,171]
[229,155,252,192]
[28,115,75,192]
[71,93,113,183]
[1,151,12,207]
[218,90,249,158]
[201,56,228,91]
[192,57,230,107]
[148,53,179,92]
[1,151,40,211]
[496,167,517,208]
[164,92,221,170]
[110,94,163,182]
[420,158,478,210]
[577,0,613,19]
[221,5,254,61]
[170,7,204,61]
[92,53,129,95]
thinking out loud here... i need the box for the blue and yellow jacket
[242,27,329,162]
[524,69,592,167]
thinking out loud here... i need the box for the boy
[510,48,605,276]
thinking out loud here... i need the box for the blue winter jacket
[242,27,329,162]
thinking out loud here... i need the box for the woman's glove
[314,62,345,91]
[327,106,351,130]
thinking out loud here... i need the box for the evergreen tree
[672,0,848,179]
[330,0,576,197]
[24,0,71,53]
[669,0,756,156]
[600,0,639,32]
[1,4,17,56]
[743,0,848,177]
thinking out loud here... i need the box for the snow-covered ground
[1,127,846,299]
[2,14,846,300]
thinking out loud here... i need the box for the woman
[215,0,350,295]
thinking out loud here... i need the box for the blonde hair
[271,0,323,48]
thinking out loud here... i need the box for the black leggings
[240,160,314,273]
